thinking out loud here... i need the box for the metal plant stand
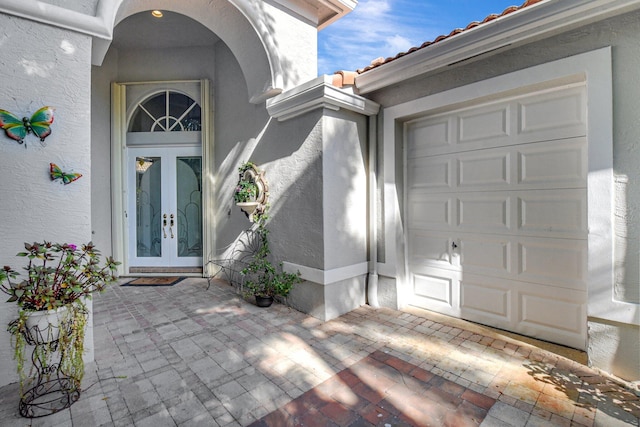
[17,319,81,418]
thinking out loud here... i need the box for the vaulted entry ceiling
[112,11,220,50]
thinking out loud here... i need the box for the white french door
[111,80,212,275]
[127,146,202,267]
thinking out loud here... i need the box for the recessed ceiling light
[151,10,163,18]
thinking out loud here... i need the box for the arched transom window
[129,91,201,133]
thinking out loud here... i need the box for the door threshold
[129,267,203,276]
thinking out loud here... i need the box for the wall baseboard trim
[283,261,368,286]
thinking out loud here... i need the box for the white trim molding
[267,76,380,121]
[283,261,368,286]
[355,0,640,94]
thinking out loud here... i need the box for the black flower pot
[255,295,274,307]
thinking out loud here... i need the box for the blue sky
[317,0,523,75]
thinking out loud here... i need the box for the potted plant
[0,241,118,416]
[241,217,301,307]
[234,178,258,204]
[233,161,269,222]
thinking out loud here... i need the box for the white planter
[236,201,260,221]
[236,201,259,214]
[24,305,70,344]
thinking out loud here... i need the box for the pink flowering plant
[0,241,119,311]
[233,179,258,203]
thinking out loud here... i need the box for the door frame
[111,79,214,276]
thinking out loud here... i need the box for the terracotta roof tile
[331,70,358,87]
[354,0,547,74]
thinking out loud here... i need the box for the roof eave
[355,0,640,94]
[317,0,358,30]
[271,0,357,29]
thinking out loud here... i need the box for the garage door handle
[452,242,458,250]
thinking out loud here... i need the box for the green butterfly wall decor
[50,163,82,185]
[0,106,54,144]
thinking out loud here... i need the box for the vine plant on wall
[233,161,268,222]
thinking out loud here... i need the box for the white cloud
[317,0,518,75]
[317,0,437,74]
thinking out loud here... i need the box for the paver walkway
[0,278,638,426]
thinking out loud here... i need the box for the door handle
[452,241,458,250]
[162,214,167,238]
[169,214,175,239]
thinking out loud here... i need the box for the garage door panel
[408,231,452,267]
[406,117,452,158]
[407,156,452,190]
[459,236,511,276]
[519,288,586,349]
[406,86,586,158]
[408,195,453,229]
[458,151,511,188]
[518,189,587,239]
[518,87,586,138]
[520,293,585,333]
[410,267,461,317]
[518,239,586,290]
[458,195,511,233]
[458,104,510,144]
[459,274,586,349]
[518,138,587,187]
[460,279,511,325]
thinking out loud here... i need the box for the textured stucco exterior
[284,108,369,320]
[0,14,93,385]
[0,0,342,389]
[367,10,640,382]
[1,0,638,390]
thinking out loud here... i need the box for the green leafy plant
[238,161,257,174]
[233,179,258,203]
[0,241,119,310]
[241,216,302,300]
[1,241,119,396]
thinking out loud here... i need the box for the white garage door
[405,83,588,350]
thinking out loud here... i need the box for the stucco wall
[282,108,369,320]
[213,42,325,267]
[113,46,217,83]
[40,0,98,16]
[323,110,368,270]
[0,14,93,386]
[588,319,639,382]
[368,11,640,382]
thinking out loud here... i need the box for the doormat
[123,277,185,286]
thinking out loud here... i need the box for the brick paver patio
[0,277,638,426]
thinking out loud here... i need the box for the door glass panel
[176,157,202,258]
[136,157,162,257]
